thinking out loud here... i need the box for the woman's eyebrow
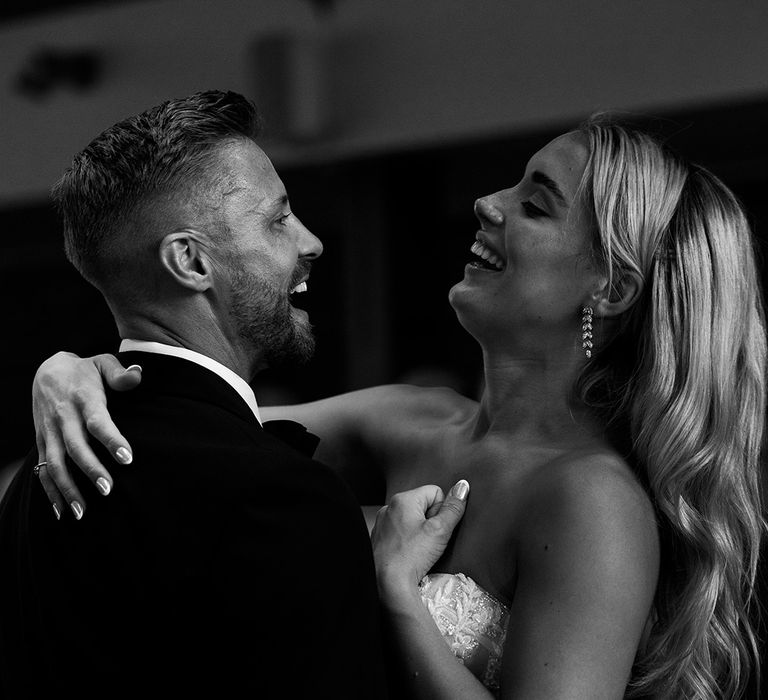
[531,170,568,207]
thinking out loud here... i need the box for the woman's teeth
[291,281,307,294]
[470,241,504,270]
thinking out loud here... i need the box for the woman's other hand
[372,480,469,609]
[32,352,141,519]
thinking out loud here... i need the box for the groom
[0,91,387,698]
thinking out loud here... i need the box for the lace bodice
[419,572,510,695]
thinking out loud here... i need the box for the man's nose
[474,197,505,227]
[295,217,323,259]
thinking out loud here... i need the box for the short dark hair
[52,89,261,286]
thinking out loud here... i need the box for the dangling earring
[581,306,593,358]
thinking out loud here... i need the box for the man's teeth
[470,241,504,270]
[291,281,308,294]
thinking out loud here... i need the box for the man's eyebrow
[269,194,289,209]
[531,170,568,207]
[245,194,289,216]
[258,194,289,213]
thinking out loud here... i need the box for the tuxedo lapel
[261,420,320,458]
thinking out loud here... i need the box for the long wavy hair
[575,116,767,699]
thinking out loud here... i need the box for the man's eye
[276,213,291,225]
[522,201,548,219]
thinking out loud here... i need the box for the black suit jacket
[0,352,387,699]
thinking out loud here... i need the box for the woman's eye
[522,201,548,219]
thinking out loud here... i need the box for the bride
[32,117,766,699]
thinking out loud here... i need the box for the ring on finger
[33,461,47,476]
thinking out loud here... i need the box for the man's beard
[228,261,315,368]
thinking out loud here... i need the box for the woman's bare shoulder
[279,383,474,428]
[356,383,473,411]
[517,450,660,579]
[375,383,476,421]
[497,450,660,696]
[261,384,476,471]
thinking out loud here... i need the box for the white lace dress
[419,572,510,695]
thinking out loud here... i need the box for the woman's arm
[31,352,402,516]
[372,458,659,700]
[32,352,142,518]
[372,480,495,700]
[497,457,660,699]
[261,385,416,503]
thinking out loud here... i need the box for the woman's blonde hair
[577,116,766,699]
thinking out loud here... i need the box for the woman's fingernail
[452,479,470,501]
[96,477,111,496]
[71,501,84,520]
[115,447,133,465]
[125,364,143,373]
[52,503,61,520]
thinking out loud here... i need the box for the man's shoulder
[103,388,340,494]
[108,383,256,440]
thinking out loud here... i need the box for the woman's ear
[592,270,644,319]
[158,231,213,292]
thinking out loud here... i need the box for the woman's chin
[448,276,483,314]
[448,285,483,338]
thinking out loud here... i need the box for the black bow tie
[261,419,320,458]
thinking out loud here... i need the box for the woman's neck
[472,347,601,446]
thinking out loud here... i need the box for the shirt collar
[119,339,261,424]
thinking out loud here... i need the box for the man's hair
[51,90,261,287]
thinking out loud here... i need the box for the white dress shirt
[119,339,261,424]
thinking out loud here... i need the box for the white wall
[1,0,767,205]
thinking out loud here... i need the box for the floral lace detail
[419,572,510,695]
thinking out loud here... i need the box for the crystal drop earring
[581,306,593,358]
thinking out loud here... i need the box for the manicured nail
[71,501,84,520]
[451,479,470,501]
[115,447,133,465]
[96,477,111,496]
[125,364,143,373]
[52,503,61,520]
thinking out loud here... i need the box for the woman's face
[449,132,605,350]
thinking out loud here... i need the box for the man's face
[210,139,323,368]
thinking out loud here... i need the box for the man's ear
[158,231,213,292]
[591,270,644,319]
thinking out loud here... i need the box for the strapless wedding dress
[419,572,510,695]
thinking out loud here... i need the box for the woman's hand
[371,480,469,609]
[32,351,141,519]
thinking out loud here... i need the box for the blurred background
[1,0,767,474]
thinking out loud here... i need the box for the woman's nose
[474,197,505,227]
